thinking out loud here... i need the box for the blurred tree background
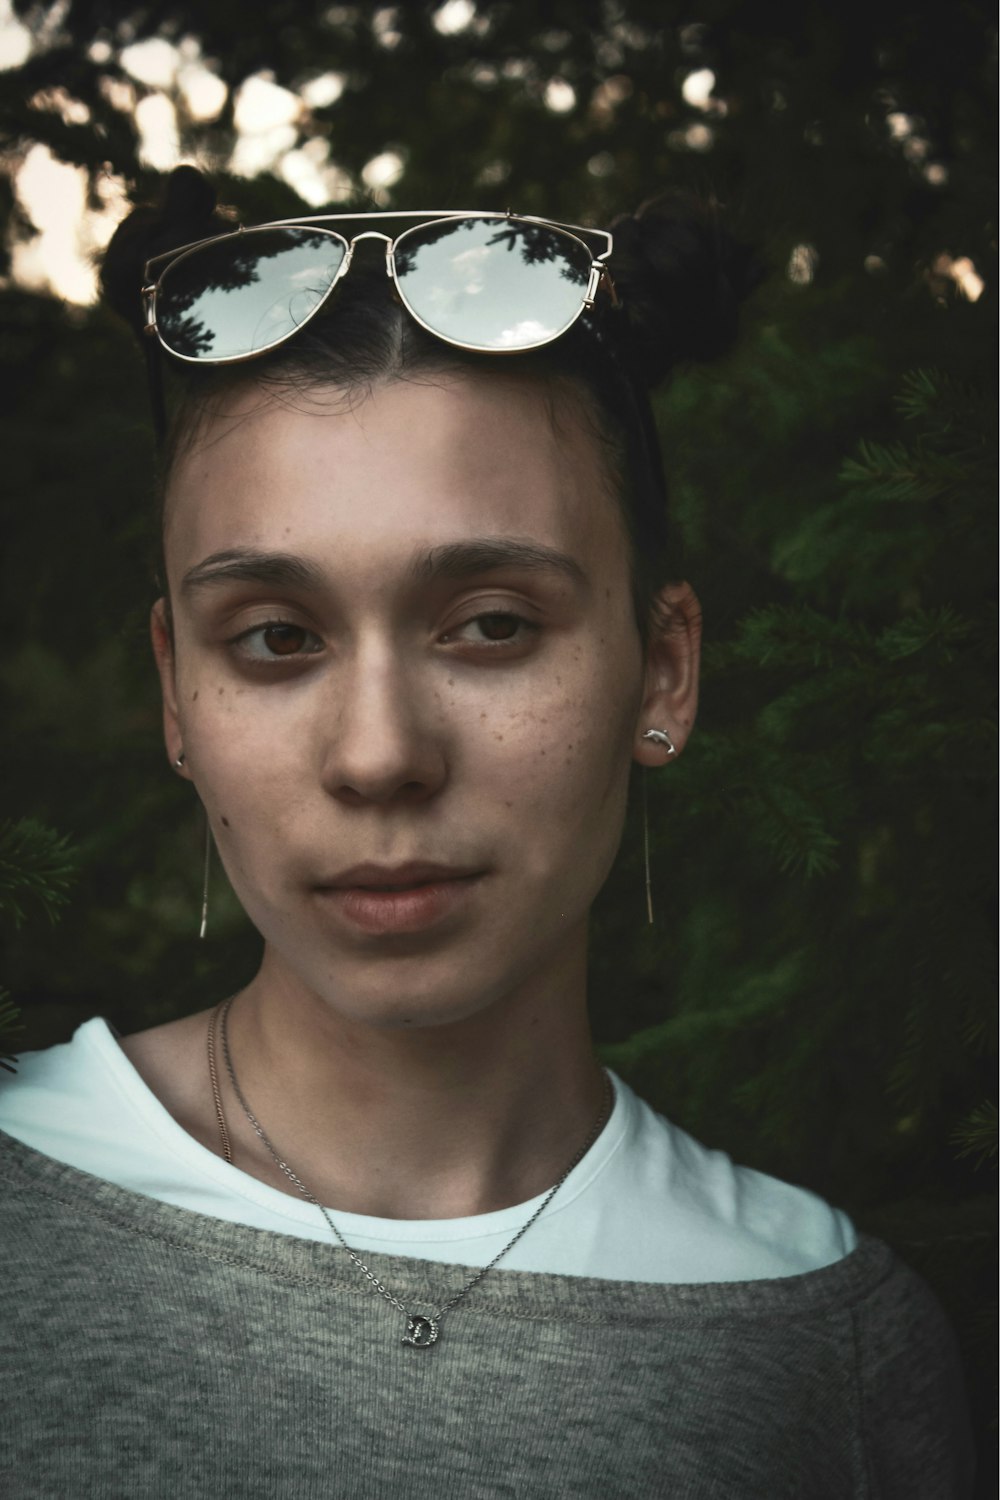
[0,0,995,1480]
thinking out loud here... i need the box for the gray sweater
[0,1129,974,1498]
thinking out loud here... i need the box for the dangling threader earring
[199,813,211,940]
[174,749,211,939]
[641,729,677,925]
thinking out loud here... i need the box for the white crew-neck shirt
[0,1015,856,1282]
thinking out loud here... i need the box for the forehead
[163,373,630,589]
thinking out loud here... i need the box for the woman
[0,168,974,1496]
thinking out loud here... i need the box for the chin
[302,942,521,1029]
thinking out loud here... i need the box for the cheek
[461,638,641,851]
[174,669,309,884]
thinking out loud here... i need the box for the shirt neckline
[0,1118,885,1320]
[85,1015,632,1242]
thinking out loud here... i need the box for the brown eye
[230,619,324,666]
[477,613,520,640]
[263,624,309,655]
[440,610,538,652]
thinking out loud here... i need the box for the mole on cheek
[221,816,230,828]
[192,690,199,701]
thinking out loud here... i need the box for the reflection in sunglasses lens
[393,218,592,350]
[157,228,347,360]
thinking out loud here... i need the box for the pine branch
[874,607,972,664]
[0,817,76,929]
[0,988,26,1076]
[0,819,78,1072]
[949,1099,998,1170]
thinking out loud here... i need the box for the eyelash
[227,610,538,665]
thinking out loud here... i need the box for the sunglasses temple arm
[143,337,168,450]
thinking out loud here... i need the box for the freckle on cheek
[221,816,230,828]
[192,690,199,701]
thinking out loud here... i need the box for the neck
[219,943,608,1220]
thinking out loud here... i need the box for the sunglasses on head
[141,210,619,366]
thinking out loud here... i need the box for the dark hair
[101,167,763,631]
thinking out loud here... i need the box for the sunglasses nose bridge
[342,230,395,279]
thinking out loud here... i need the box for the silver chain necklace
[207,994,614,1349]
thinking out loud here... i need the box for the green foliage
[0,819,75,929]
[951,1100,999,1170]
[0,818,77,1069]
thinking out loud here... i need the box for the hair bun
[607,191,764,388]
[100,165,234,338]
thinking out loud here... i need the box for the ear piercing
[642,728,677,755]
[174,752,186,769]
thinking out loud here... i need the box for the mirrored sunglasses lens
[157,228,347,360]
[393,218,592,350]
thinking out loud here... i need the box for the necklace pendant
[402,1314,440,1348]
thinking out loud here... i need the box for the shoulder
[851,1247,976,1496]
[617,1080,858,1280]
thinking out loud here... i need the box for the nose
[320,642,448,809]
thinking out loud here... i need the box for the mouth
[322,861,483,891]
[314,863,486,936]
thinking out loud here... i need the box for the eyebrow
[411,539,587,588]
[181,549,325,593]
[181,540,587,594]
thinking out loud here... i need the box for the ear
[633,580,702,765]
[151,598,189,779]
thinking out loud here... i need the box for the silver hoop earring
[199,814,212,940]
[642,728,677,755]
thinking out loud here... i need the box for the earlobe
[633,580,702,766]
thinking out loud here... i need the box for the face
[154,372,693,1030]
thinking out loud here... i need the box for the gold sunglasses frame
[141,209,617,365]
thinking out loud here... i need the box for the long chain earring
[199,811,212,940]
[640,730,677,925]
[175,752,212,939]
[642,766,654,925]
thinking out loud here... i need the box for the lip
[314,863,485,936]
[321,861,482,890]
